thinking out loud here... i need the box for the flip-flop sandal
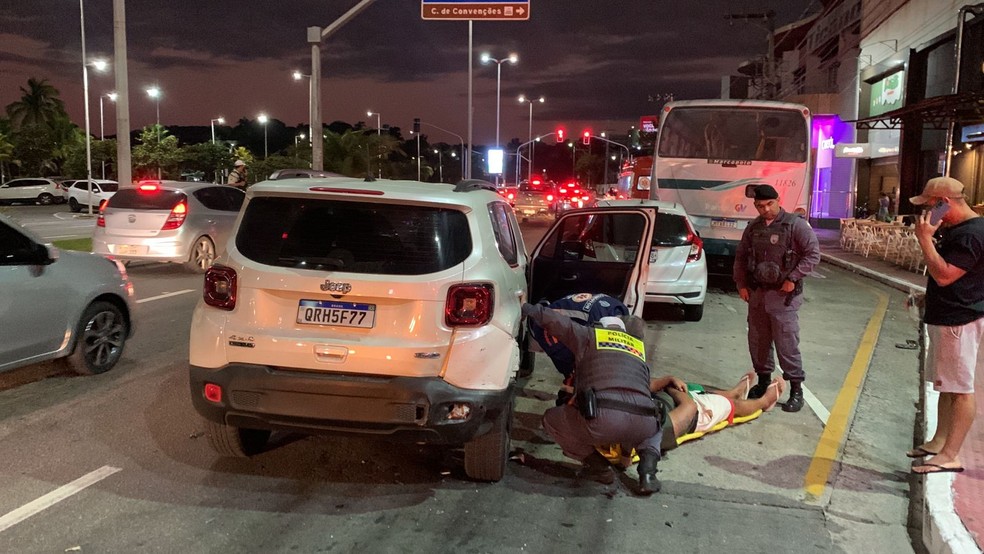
[895,339,919,350]
[762,378,786,412]
[912,463,965,474]
[739,372,756,400]
[906,446,939,458]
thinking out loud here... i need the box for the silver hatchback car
[92,180,245,273]
[0,214,135,375]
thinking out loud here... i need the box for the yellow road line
[803,287,890,501]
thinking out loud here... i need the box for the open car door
[528,206,657,317]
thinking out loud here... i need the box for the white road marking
[802,384,829,425]
[136,289,196,304]
[0,466,121,533]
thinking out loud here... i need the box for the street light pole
[210,117,224,145]
[100,92,117,180]
[518,95,543,183]
[257,114,269,158]
[418,121,466,181]
[79,0,102,216]
[481,52,517,185]
[367,110,382,178]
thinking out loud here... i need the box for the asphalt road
[0,206,924,553]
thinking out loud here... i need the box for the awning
[850,91,984,130]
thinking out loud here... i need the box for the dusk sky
[1,0,817,148]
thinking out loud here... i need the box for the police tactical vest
[574,327,652,396]
[747,211,797,287]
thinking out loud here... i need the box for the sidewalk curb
[821,251,979,554]
[819,252,925,295]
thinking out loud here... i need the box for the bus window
[658,108,807,163]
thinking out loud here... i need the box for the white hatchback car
[188,177,660,481]
[596,199,707,321]
[64,179,119,212]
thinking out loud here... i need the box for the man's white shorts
[690,391,735,433]
[927,317,984,394]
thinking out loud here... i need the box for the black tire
[683,303,704,322]
[69,197,81,213]
[463,401,512,482]
[205,419,270,457]
[38,193,55,205]
[65,301,129,375]
[185,236,216,273]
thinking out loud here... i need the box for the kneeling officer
[522,302,663,494]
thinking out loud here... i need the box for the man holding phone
[909,176,984,475]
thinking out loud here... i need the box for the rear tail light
[445,284,494,327]
[686,230,704,263]
[161,201,187,230]
[204,265,237,310]
[507,193,514,200]
[546,194,554,202]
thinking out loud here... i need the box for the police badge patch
[770,234,779,245]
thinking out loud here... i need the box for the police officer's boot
[637,450,661,495]
[783,382,804,412]
[578,451,615,485]
[747,374,771,400]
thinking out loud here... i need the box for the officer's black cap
[753,185,779,200]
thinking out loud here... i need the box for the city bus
[651,99,812,275]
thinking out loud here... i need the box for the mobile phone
[928,200,950,225]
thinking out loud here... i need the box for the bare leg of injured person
[658,373,786,439]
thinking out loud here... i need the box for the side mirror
[38,243,58,265]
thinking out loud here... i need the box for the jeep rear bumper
[189,364,513,445]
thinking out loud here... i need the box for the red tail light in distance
[204,265,237,310]
[446,284,494,327]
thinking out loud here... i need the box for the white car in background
[64,179,119,212]
[596,199,707,321]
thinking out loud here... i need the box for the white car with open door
[187,176,656,482]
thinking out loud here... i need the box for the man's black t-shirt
[924,217,984,326]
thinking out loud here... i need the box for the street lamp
[99,92,117,180]
[293,70,316,169]
[295,133,306,146]
[79,0,108,215]
[518,94,544,183]
[367,110,382,178]
[433,147,445,183]
[480,52,518,148]
[257,113,269,158]
[210,117,225,145]
[481,52,518,185]
[416,121,466,182]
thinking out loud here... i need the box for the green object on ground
[53,238,92,251]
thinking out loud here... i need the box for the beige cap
[234,160,246,167]
[910,176,964,205]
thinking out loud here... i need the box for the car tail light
[546,194,554,202]
[161,201,187,230]
[507,193,514,200]
[686,229,704,263]
[559,187,567,194]
[204,383,223,403]
[204,265,237,310]
[137,181,161,191]
[445,284,494,327]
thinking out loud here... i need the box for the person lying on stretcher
[650,372,786,453]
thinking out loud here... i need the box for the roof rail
[453,179,497,193]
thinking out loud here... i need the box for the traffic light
[556,128,565,143]
[413,118,420,134]
[582,131,591,145]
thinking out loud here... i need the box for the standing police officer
[522,303,663,494]
[733,185,820,412]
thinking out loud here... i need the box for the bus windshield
[657,107,808,163]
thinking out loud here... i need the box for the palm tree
[6,78,68,129]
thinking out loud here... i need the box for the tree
[12,125,60,176]
[6,78,68,130]
[0,131,14,182]
[132,125,182,179]
[182,142,233,183]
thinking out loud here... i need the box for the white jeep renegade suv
[189,177,659,481]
